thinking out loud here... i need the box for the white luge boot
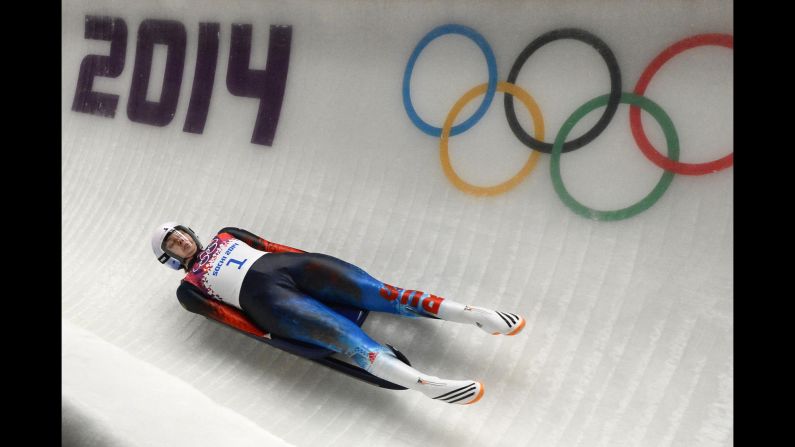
[436,303,526,336]
[420,378,484,404]
[367,352,484,405]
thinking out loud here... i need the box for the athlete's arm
[176,281,269,338]
[218,227,305,254]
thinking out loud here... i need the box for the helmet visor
[161,227,198,261]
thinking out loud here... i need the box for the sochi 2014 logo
[402,25,733,221]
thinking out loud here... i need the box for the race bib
[184,233,266,308]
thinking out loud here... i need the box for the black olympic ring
[503,28,622,154]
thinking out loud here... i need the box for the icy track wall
[62,0,732,446]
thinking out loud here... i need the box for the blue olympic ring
[402,24,498,137]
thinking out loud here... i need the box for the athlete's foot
[367,352,484,404]
[466,306,526,336]
[417,377,485,405]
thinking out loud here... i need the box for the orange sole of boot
[465,383,485,405]
[506,318,526,336]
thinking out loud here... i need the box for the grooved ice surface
[62,1,733,446]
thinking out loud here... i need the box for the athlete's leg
[282,253,422,316]
[239,281,484,404]
[286,252,526,335]
[240,283,389,367]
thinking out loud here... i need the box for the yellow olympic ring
[440,81,544,196]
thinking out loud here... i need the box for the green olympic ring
[550,92,679,221]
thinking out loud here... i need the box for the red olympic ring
[630,33,733,175]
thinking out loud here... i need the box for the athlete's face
[165,230,197,259]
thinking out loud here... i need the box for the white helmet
[151,222,204,270]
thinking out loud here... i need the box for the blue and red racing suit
[176,227,446,369]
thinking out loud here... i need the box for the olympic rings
[402,24,498,137]
[630,33,733,175]
[551,93,679,221]
[440,82,544,196]
[504,28,622,154]
[402,24,733,220]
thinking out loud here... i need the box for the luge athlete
[151,222,526,405]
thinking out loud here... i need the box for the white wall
[62,1,733,446]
